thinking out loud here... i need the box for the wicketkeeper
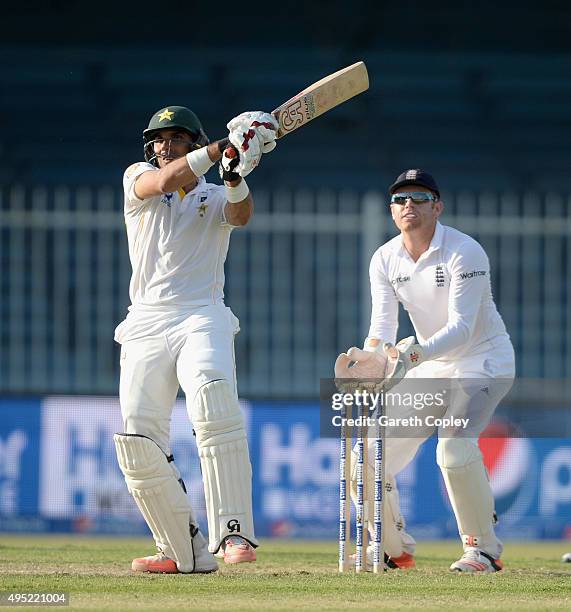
[114,106,277,573]
[335,169,515,573]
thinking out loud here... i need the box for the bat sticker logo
[302,94,316,120]
[280,99,305,133]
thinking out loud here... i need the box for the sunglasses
[391,192,438,205]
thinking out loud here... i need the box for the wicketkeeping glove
[382,336,425,390]
[334,344,390,394]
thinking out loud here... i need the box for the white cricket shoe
[222,536,257,564]
[450,547,503,573]
[132,529,218,574]
[131,552,179,574]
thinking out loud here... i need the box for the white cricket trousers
[118,303,240,458]
[370,345,515,559]
[118,303,258,552]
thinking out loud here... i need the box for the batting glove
[227,111,278,156]
[219,145,240,182]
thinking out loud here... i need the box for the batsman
[335,170,515,573]
[114,105,277,573]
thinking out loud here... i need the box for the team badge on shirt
[197,195,208,217]
[435,264,445,287]
[161,193,174,207]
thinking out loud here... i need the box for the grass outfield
[0,536,569,611]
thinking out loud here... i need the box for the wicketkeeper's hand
[382,336,425,390]
[334,344,390,394]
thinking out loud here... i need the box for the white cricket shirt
[115,162,233,342]
[368,222,512,363]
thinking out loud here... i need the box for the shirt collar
[397,221,444,259]
[427,221,444,253]
[188,175,205,194]
[178,175,205,199]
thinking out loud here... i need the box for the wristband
[225,179,249,203]
[186,147,215,177]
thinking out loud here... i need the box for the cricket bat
[272,61,369,138]
[219,61,369,151]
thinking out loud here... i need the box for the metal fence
[0,186,569,397]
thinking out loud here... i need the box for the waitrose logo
[459,270,487,279]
